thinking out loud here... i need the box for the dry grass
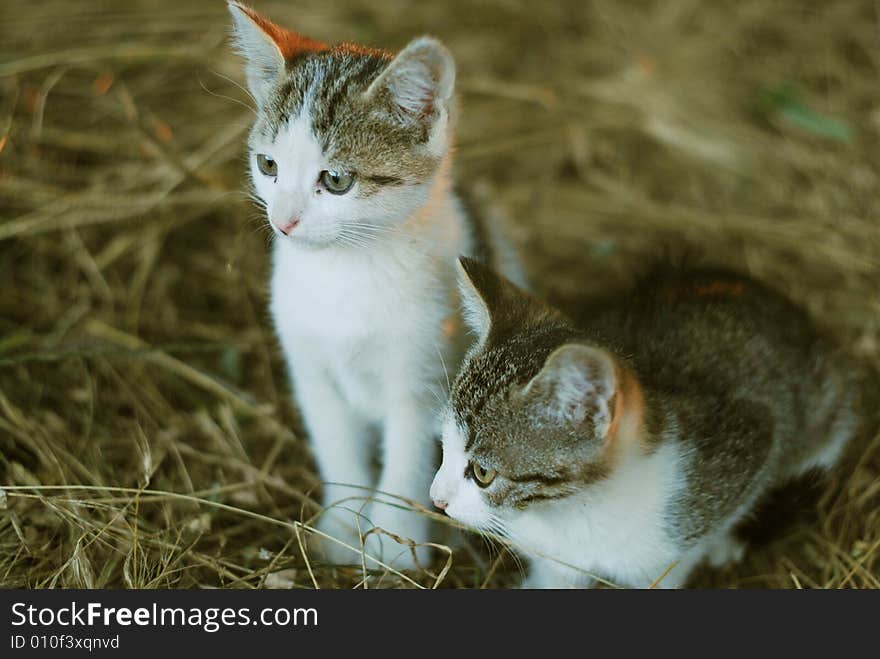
[1,0,878,589]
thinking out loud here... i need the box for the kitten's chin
[275,231,342,251]
[445,508,491,531]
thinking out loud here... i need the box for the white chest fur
[513,442,687,587]
[270,237,455,418]
[268,189,484,568]
[227,11,514,566]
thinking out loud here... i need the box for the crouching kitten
[228,3,522,568]
[431,258,874,587]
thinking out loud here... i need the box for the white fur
[228,3,285,105]
[430,415,492,528]
[254,103,520,568]
[250,114,434,248]
[431,414,721,588]
[232,12,522,569]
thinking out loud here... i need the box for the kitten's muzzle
[432,499,448,511]
[271,217,300,236]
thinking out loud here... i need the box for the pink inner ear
[394,78,436,121]
[239,4,328,60]
[415,95,435,119]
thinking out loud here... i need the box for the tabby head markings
[430,259,630,531]
[229,2,456,247]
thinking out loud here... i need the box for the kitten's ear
[522,344,617,434]
[227,2,326,104]
[365,36,455,134]
[456,257,523,342]
[456,257,493,340]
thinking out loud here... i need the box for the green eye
[470,462,497,488]
[257,154,277,177]
[319,169,356,195]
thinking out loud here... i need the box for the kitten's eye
[257,154,277,178]
[470,462,497,488]
[319,170,356,195]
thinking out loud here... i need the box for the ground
[0,0,878,588]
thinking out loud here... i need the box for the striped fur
[431,260,869,587]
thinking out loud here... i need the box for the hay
[0,0,878,588]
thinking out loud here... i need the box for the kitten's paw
[518,573,553,589]
[705,534,747,568]
[519,573,595,589]
[519,561,595,589]
[361,505,433,571]
[311,510,365,565]
[361,532,432,572]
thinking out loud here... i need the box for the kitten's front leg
[291,359,374,565]
[366,394,437,570]
[520,558,596,589]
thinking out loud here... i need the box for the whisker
[342,226,379,242]
[485,517,528,580]
[334,233,372,250]
[335,228,379,250]
[206,68,259,107]
[434,342,451,395]
[198,75,256,115]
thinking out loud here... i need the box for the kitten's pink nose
[272,217,299,236]
[433,499,448,511]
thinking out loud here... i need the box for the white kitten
[229,2,523,569]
